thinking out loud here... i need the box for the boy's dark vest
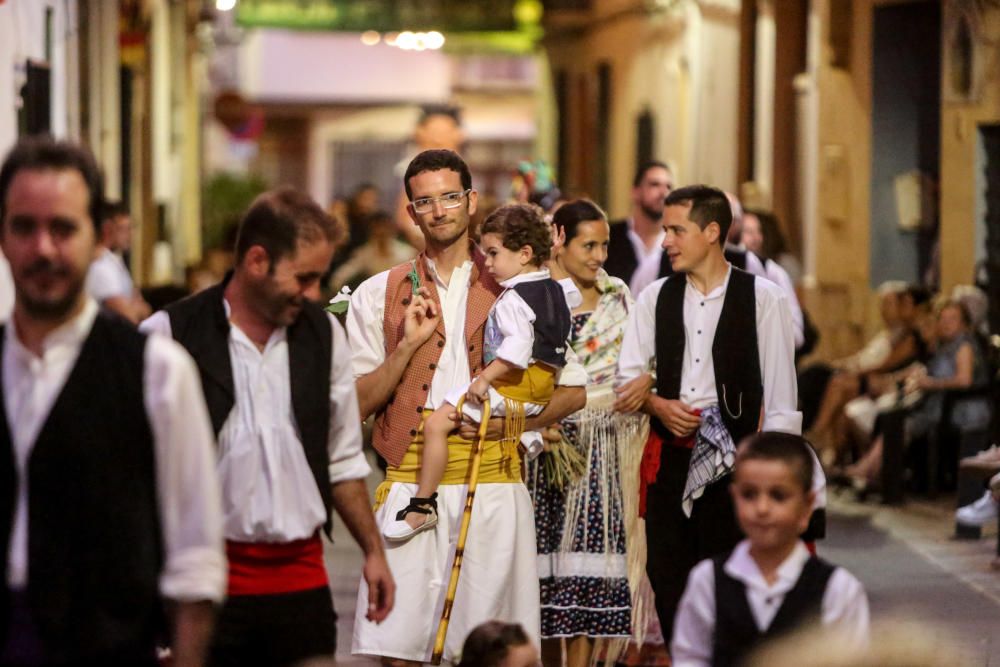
[712,552,835,667]
[165,280,334,535]
[653,268,762,444]
[0,314,162,663]
[510,279,572,368]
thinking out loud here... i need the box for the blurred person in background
[85,200,151,323]
[604,161,674,298]
[329,210,415,293]
[0,250,12,322]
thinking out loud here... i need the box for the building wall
[541,0,742,218]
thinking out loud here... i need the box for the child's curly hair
[479,203,552,266]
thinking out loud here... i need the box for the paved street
[325,463,1000,665]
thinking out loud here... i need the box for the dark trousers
[209,586,337,667]
[645,443,743,645]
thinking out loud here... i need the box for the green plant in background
[201,172,269,251]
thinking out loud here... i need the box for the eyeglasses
[410,189,471,214]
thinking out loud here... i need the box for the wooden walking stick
[431,396,491,665]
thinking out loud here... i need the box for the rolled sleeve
[328,314,372,484]
[670,559,715,667]
[145,335,226,603]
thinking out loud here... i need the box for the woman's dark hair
[458,621,531,667]
[0,136,104,233]
[551,199,607,243]
[480,203,552,265]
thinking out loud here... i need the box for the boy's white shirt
[671,539,870,667]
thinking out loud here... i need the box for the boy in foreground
[671,432,868,666]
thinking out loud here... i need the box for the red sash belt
[639,428,696,519]
[225,533,328,596]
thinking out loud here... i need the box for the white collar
[724,539,812,593]
[685,264,733,300]
[5,298,98,361]
[500,268,550,289]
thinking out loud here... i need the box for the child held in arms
[383,203,572,541]
[671,432,869,667]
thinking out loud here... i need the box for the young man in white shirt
[615,184,816,645]
[85,200,151,324]
[142,187,394,666]
[0,137,225,665]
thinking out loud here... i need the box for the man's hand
[451,412,504,441]
[541,424,562,452]
[467,375,490,404]
[403,287,440,349]
[613,373,653,413]
[650,396,701,437]
[362,550,395,623]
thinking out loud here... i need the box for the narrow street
[326,466,1000,665]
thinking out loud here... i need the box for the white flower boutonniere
[326,285,351,315]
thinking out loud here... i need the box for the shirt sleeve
[556,345,587,387]
[822,568,870,649]
[139,310,172,337]
[765,260,805,349]
[616,278,663,386]
[327,314,372,483]
[491,290,536,369]
[670,559,716,667]
[346,271,389,378]
[144,335,226,603]
[755,280,803,434]
[86,257,122,302]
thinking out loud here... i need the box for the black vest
[511,279,572,369]
[0,314,162,663]
[712,552,835,667]
[604,220,673,288]
[164,281,334,535]
[653,268,762,443]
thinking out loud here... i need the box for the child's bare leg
[406,405,453,529]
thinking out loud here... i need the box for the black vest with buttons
[712,552,835,667]
[511,278,572,369]
[0,314,162,663]
[653,268,762,444]
[164,279,334,536]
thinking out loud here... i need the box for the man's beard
[253,279,304,328]
[16,261,85,320]
[640,203,663,222]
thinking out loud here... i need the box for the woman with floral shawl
[528,200,652,666]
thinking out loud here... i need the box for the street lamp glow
[360,30,381,46]
[396,31,417,50]
[216,0,237,11]
[425,31,445,50]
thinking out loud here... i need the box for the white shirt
[626,217,666,298]
[4,299,225,602]
[671,540,870,666]
[617,267,802,434]
[86,247,134,302]
[141,306,370,543]
[744,252,804,350]
[348,262,586,401]
[0,253,12,323]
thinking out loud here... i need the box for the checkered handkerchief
[682,405,736,517]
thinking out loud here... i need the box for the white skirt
[352,480,541,664]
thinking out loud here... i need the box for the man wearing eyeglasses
[347,149,586,665]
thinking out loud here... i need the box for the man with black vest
[604,160,674,298]
[616,185,805,645]
[0,137,225,666]
[142,187,394,666]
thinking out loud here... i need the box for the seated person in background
[842,300,992,489]
[329,210,415,293]
[805,283,930,464]
[458,621,540,667]
[672,432,869,667]
[85,200,151,323]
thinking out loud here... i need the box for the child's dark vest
[0,314,161,663]
[510,278,571,368]
[653,268,762,444]
[165,280,334,535]
[712,552,835,667]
